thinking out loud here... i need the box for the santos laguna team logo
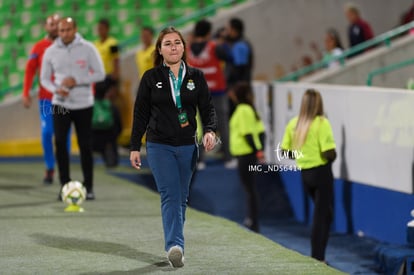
[187,79,195,91]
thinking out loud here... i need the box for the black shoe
[243,218,260,233]
[86,192,95,200]
[57,185,63,201]
[43,169,54,185]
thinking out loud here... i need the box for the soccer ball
[61,181,86,205]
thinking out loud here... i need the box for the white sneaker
[167,245,184,268]
[224,159,238,169]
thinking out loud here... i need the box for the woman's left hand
[203,132,216,152]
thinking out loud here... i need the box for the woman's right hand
[130,151,141,170]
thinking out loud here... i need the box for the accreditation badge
[178,110,189,128]
[186,79,195,91]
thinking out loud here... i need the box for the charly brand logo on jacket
[186,79,195,91]
[76,59,87,68]
[156,82,162,89]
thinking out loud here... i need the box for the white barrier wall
[272,82,414,194]
[252,81,273,159]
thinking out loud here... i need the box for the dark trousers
[301,163,334,261]
[237,153,259,232]
[53,105,94,192]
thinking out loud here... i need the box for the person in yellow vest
[281,89,336,262]
[94,18,119,82]
[229,82,265,232]
[135,26,155,79]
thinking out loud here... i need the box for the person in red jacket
[344,3,374,57]
[22,14,64,184]
[187,19,232,168]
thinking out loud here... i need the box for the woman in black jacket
[130,27,217,268]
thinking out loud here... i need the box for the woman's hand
[203,132,216,152]
[130,151,141,170]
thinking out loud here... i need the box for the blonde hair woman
[281,89,336,262]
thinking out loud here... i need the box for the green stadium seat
[135,0,166,10]
[52,0,72,10]
[8,69,22,87]
[22,0,36,9]
[17,55,26,71]
[115,9,130,23]
[84,0,99,7]
[121,22,137,39]
[170,0,200,9]
[82,9,98,24]
[20,11,33,26]
[82,0,111,12]
[116,0,135,8]
[128,10,153,27]
[0,0,240,96]
[21,0,51,16]
[28,23,44,41]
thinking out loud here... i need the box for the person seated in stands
[323,29,344,68]
[312,29,344,68]
[344,3,374,57]
[92,79,122,168]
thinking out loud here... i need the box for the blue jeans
[146,142,197,252]
[39,100,71,171]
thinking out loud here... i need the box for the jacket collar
[56,33,83,48]
[159,61,195,77]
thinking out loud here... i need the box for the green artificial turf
[0,162,345,274]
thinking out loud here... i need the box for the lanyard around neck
[168,62,184,110]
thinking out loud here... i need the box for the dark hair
[142,26,154,35]
[326,28,344,50]
[232,82,260,120]
[229,18,244,35]
[194,19,212,38]
[98,18,110,29]
[154,26,187,67]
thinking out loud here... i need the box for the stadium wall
[302,34,414,88]
[268,82,414,244]
[121,0,413,95]
[212,0,413,81]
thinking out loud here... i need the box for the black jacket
[130,63,217,151]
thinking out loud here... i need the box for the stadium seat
[0,0,244,95]
[170,0,200,9]
[122,22,137,39]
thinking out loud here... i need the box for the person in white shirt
[41,17,105,200]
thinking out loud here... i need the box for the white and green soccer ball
[61,181,86,206]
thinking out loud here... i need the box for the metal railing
[366,57,414,86]
[0,0,239,102]
[277,21,414,82]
